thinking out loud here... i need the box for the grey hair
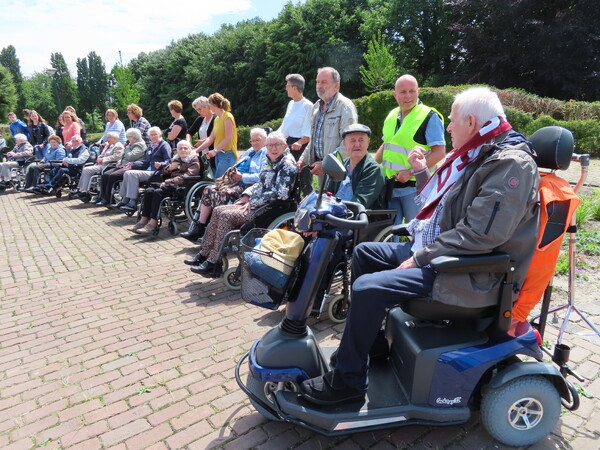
[250,127,267,139]
[126,128,142,140]
[192,96,210,109]
[106,131,120,140]
[318,67,340,83]
[149,126,162,135]
[14,133,28,143]
[285,73,305,93]
[453,87,505,125]
[266,130,286,144]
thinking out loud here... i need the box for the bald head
[394,74,420,115]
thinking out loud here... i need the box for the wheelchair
[3,156,38,192]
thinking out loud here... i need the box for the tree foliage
[76,52,108,130]
[50,52,78,115]
[22,72,56,120]
[0,65,18,119]
[111,64,140,118]
[359,31,398,92]
[0,45,25,112]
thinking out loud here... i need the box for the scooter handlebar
[322,201,369,230]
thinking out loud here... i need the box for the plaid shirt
[134,117,152,147]
[312,94,337,160]
[409,190,449,262]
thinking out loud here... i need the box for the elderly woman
[0,133,33,189]
[23,135,66,191]
[96,109,126,146]
[115,126,172,211]
[73,132,124,202]
[190,131,297,277]
[130,140,201,235]
[126,104,151,147]
[196,93,238,178]
[61,110,82,148]
[181,127,267,245]
[166,100,188,150]
[97,128,147,206]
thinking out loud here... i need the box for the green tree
[22,72,56,120]
[50,52,78,116]
[359,31,398,92]
[0,45,25,112]
[0,65,18,119]
[76,51,108,130]
[111,64,140,118]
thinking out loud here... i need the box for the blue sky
[1,0,302,77]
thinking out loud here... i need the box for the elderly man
[375,75,446,225]
[298,67,357,177]
[277,73,313,161]
[116,126,172,211]
[324,123,385,210]
[35,135,89,194]
[0,133,33,189]
[300,86,540,406]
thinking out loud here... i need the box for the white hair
[250,127,267,139]
[14,133,27,143]
[453,87,505,125]
[266,130,286,144]
[106,131,120,140]
[126,128,142,140]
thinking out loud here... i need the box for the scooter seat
[400,299,494,321]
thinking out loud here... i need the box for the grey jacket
[299,92,357,166]
[120,139,147,165]
[413,135,539,308]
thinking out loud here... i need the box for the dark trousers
[141,184,177,219]
[100,167,126,202]
[25,164,44,188]
[286,137,307,162]
[335,241,436,390]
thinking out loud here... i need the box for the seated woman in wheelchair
[181,127,268,242]
[0,133,33,190]
[23,135,66,191]
[34,135,90,194]
[189,131,297,277]
[72,132,124,202]
[130,140,201,235]
[95,128,147,206]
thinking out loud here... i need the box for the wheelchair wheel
[223,267,241,291]
[111,180,122,203]
[55,190,62,198]
[185,182,212,221]
[373,225,394,243]
[327,294,348,323]
[168,221,178,235]
[268,212,296,230]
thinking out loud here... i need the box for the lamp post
[45,68,61,115]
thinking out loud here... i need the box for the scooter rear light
[532,327,543,346]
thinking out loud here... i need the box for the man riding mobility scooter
[236,122,583,447]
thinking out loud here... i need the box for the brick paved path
[1,191,599,449]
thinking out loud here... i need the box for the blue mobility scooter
[236,134,582,447]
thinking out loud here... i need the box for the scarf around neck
[414,115,512,220]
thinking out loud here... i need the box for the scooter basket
[240,228,299,309]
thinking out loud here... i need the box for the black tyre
[327,294,349,324]
[268,212,296,230]
[373,225,394,243]
[245,375,299,422]
[223,267,241,291]
[481,375,561,447]
[55,190,62,198]
[168,221,177,235]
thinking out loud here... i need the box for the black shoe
[184,253,207,266]
[79,193,91,203]
[329,329,389,368]
[120,200,137,211]
[113,199,129,208]
[180,223,206,241]
[300,370,365,406]
[190,260,222,277]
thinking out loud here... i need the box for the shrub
[237,118,283,149]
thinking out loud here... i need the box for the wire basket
[240,228,299,309]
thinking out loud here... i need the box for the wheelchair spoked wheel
[373,225,394,243]
[268,212,296,230]
[327,294,349,324]
[223,266,241,291]
[185,182,212,221]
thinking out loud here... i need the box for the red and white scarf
[414,115,512,220]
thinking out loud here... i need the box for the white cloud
[1,0,258,76]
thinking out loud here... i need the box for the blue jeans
[388,186,420,225]
[214,150,236,178]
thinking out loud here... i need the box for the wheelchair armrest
[365,209,397,217]
[391,224,411,236]
[430,253,511,274]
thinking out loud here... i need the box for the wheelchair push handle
[323,201,369,230]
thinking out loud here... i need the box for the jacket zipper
[485,201,500,234]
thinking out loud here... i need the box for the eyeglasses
[266,143,285,149]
